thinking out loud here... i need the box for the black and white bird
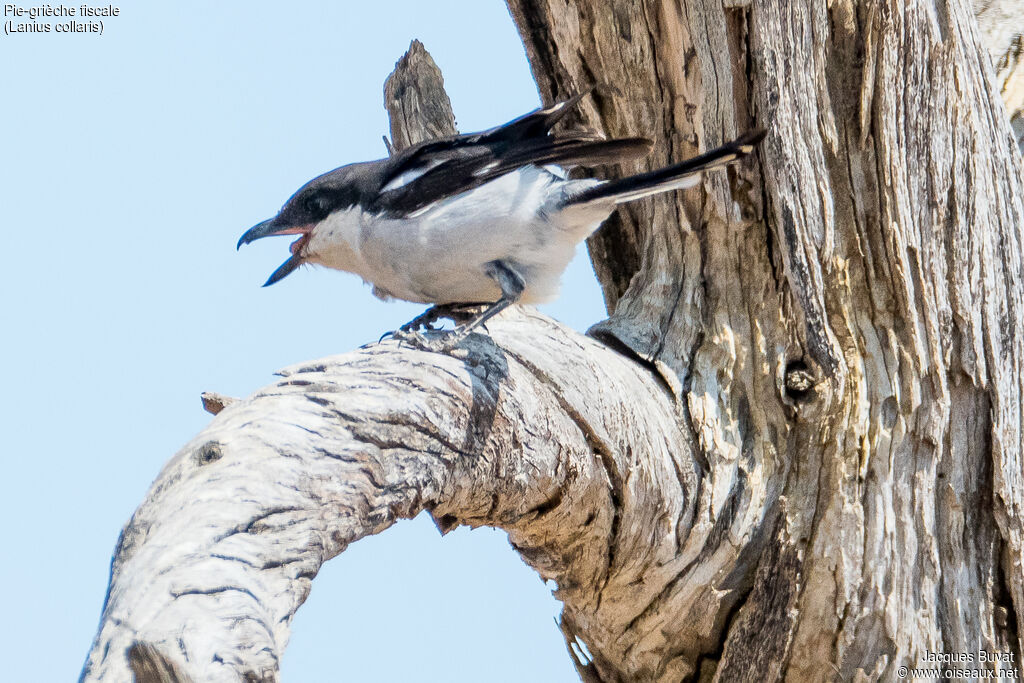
[238,93,764,349]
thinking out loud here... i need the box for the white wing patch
[472,160,501,177]
[381,158,446,192]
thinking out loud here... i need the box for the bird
[237,92,765,350]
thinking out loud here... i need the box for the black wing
[370,92,652,216]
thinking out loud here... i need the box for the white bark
[974,0,1024,149]
[80,312,692,682]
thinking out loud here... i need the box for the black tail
[569,128,766,205]
[489,89,594,140]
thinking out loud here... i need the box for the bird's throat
[290,233,311,255]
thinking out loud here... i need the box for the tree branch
[383,39,458,151]
[80,312,696,681]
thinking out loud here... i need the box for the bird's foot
[378,306,445,343]
[380,303,488,343]
[401,303,488,333]
[390,327,467,353]
[380,302,499,352]
[399,306,446,333]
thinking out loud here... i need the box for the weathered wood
[79,311,692,682]
[82,3,1024,681]
[201,392,237,416]
[974,0,1024,149]
[383,39,458,152]
[507,0,1024,680]
[128,643,190,683]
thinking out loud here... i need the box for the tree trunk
[974,0,1024,151]
[82,2,1024,682]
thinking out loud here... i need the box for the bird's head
[237,165,367,286]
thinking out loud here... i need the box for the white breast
[304,166,614,305]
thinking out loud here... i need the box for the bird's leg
[452,260,525,337]
[382,303,483,344]
[396,301,490,334]
[399,305,448,333]
[389,261,524,352]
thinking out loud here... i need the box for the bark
[82,2,1024,681]
[974,0,1024,149]
[81,310,692,683]
[506,0,1024,680]
[382,39,458,152]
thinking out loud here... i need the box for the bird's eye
[303,193,331,217]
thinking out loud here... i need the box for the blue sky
[0,2,606,681]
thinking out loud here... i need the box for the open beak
[262,252,304,286]
[237,217,309,249]
[237,217,313,287]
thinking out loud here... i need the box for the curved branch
[80,311,705,681]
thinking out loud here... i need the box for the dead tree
[82,2,1024,681]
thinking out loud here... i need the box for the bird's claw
[389,327,463,353]
[378,321,437,344]
[380,303,493,352]
[399,304,459,334]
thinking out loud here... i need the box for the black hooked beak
[237,217,312,287]
[238,217,284,249]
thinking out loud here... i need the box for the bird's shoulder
[370,95,650,216]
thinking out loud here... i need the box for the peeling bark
[974,0,1024,149]
[83,3,1024,682]
[383,39,457,152]
[506,0,1024,680]
[80,312,692,682]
